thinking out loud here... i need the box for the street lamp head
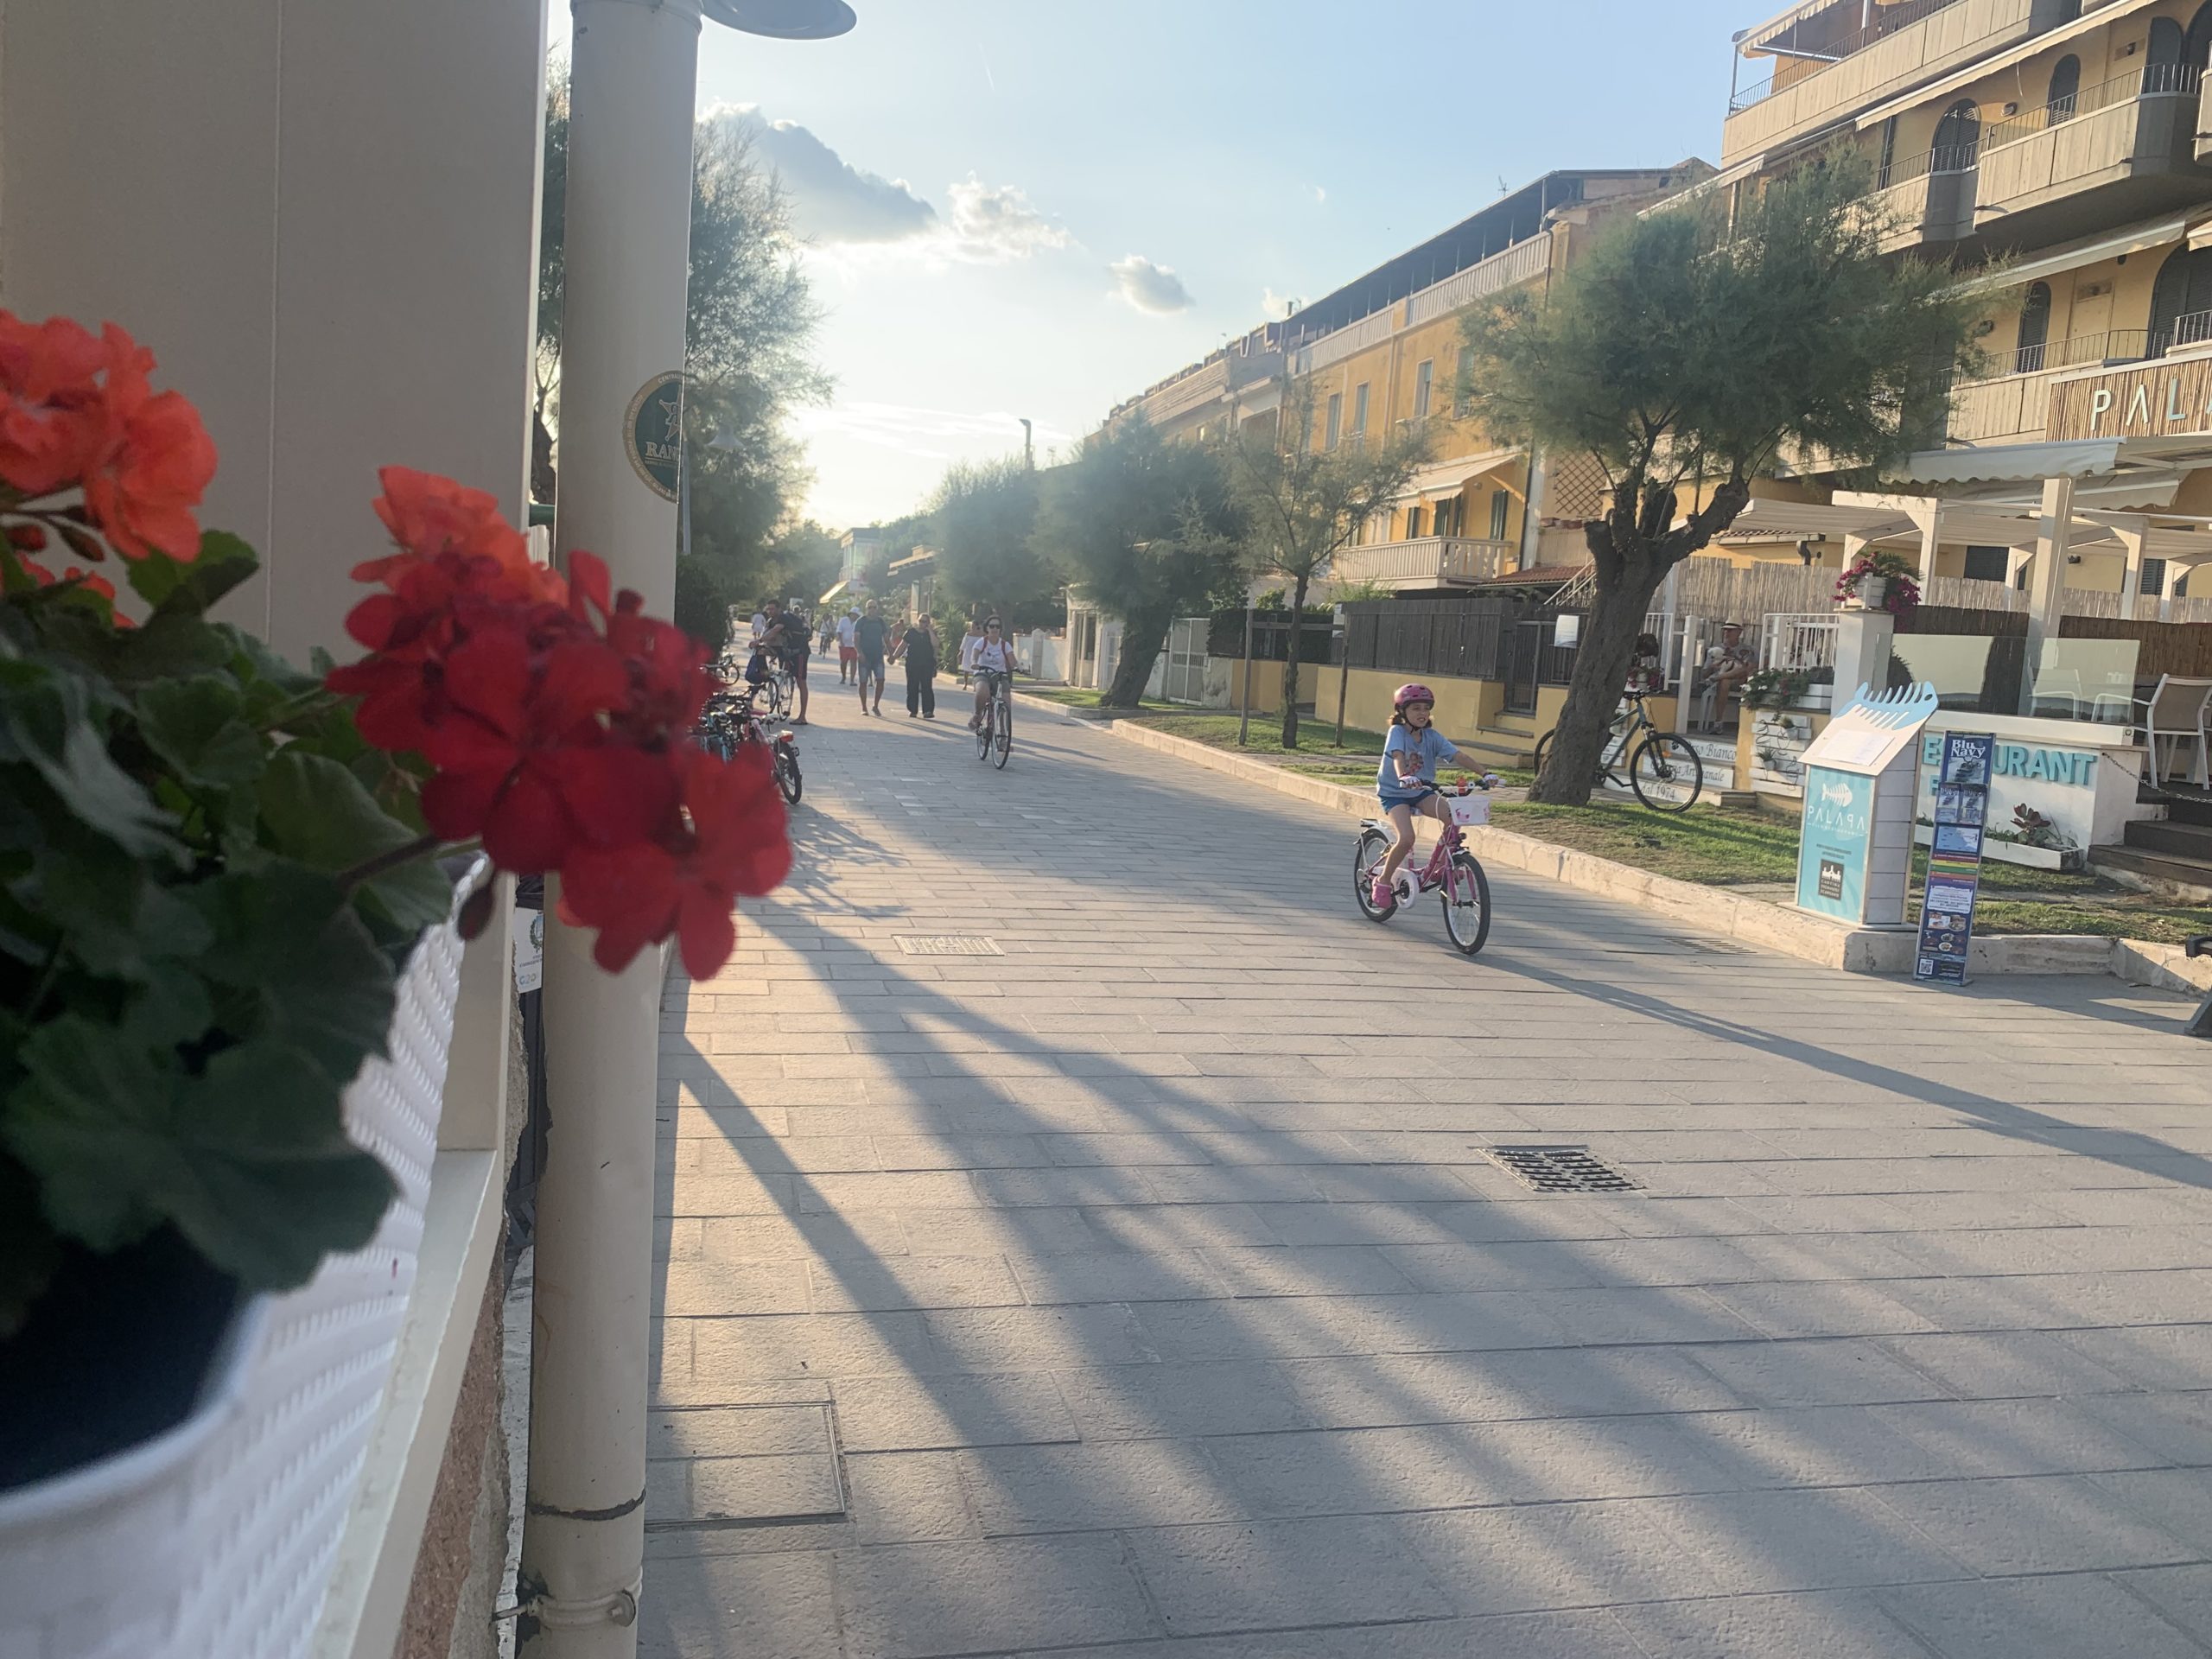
[701,0,855,38]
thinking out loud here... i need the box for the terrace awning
[1390,446,1522,502]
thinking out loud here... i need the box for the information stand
[1794,683,1938,928]
[1915,732,1993,985]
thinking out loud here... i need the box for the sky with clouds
[552,0,1756,531]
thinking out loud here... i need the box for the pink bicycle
[1352,776,1497,955]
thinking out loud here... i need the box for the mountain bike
[697,690,802,806]
[975,669,1013,769]
[1353,777,1498,956]
[1532,691,1702,812]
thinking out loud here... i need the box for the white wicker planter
[0,881,475,1659]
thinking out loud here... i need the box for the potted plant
[1741,667,1810,709]
[1834,549,1922,622]
[0,313,791,1656]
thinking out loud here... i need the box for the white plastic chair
[2135,674,2212,787]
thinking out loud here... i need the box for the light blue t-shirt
[1378,726,1453,798]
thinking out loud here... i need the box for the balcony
[1861,142,1978,251]
[1289,233,1551,377]
[1944,327,2158,443]
[1975,63,2206,235]
[1328,535,1514,591]
[1722,0,2036,167]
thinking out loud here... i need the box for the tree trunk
[1279,575,1311,749]
[1527,577,1665,806]
[1103,602,1172,709]
[531,404,558,505]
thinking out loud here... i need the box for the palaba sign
[2050,355,2212,442]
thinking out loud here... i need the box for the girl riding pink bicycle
[1371,682,1482,911]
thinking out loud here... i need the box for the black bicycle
[975,669,1012,769]
[1532,691,1702,812]
[698,690,801,806]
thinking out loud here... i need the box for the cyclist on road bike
[967,615,1019,731]
[1372,683,1483,911]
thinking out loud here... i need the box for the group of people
[744,597,1022,728]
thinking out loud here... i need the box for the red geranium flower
[559,742,791,978]
[77,326,217,561]
[0,312,107,498]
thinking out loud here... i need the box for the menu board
[1915,732,1993,986]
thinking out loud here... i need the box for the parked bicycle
[1353,776,1498,956]
[697,689,802,806]
[1531,691,1702,812]
[975,668,1013,769]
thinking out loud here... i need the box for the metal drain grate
[895,935,1003,957]
[1487,1145,1639,1193]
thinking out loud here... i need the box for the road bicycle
[1353,776,1498,956]
[1531,691,1703,813]
[697,690,802,806]
[975,669,1013,770]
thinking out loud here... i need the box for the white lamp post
[518,3,851,1656]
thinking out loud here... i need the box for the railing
[2171,308,2212,352]
[1760,612,1840,673]
[1328,535,1512,588]
[1290,234,1551,377]
[1876,140,1979,188]
[1293,308,1397,377]
[1730,0,1971,111]
[1138,357,1228,427]
[1989,327,2156,377]
[1982,62,2203,150]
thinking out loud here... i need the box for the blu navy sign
[625,370,684,502]
[1914,729,2100,871]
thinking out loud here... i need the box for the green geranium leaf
[0,673,181,861]
[259,750,451,938]
[187,861,397,1080]
[0,1156,61,1340]
[129,531,258,616]
[137,674,266,790]
[124,961,215,1050]
[100,610,238,687]
[5,1020,394,1289]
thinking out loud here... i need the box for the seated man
[1694,620,1754,732]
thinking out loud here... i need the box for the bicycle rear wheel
[773,746,802,806]
[992,696,1012,769]
[1629,734,1703,813]
[1442,851,1491,955]
[1353,829,1395,920]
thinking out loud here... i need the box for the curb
[1046,701,2211,994]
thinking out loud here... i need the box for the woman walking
[899,614,940,719]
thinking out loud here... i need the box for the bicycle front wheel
[992,697,1012,769]
[1630,734,1703,813]
[1443,851,1491,955]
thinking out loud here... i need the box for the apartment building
[1713,0,2212,607]
[1109,165,1709,594]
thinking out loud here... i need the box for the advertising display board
[1915,732,1993,985]
[1794,683,1938,928]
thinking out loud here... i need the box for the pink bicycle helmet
[1393,683,1435,710]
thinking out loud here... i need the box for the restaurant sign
[2050,355,2212,442]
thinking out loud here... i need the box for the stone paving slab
[641,695,2212,1658]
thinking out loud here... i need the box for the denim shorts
[1377,786,1437,813]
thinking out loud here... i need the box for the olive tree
[1459,157,1984,804]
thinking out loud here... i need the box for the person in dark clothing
[854,599,890,715]
[897,615,940,719]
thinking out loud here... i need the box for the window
[2047,55,2080,124]
[1962,545,2010,583]
[2016,283,2051,373]
[2150,245,2212,353]
[1451,346,1468,413]
[1406,505,1426,538]
[2143,556,2169,595]
[1436,497,1461,537]
[1878,115,1898,188]
[1933,99,1980,168]
[1351,383,1370,435]
[1489,490,1510,541]
[1325,392,1342,449]
[1414,359,1434,419]
[2150,16,2183,68]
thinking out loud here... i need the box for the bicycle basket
[1447,794,1491,828]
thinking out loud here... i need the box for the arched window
[2190,2,2212,71]
[1932,99,1980,168]
[2150,245,2212,353]
[2047,55,2081,123]
[2149,15,2183,67]
[2016,283,2053,372]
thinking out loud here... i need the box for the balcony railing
[1730,0,1971,111]
[1289,232,1552,377]
[1993,327,2157,377]
[1982,62,2202,150]
[2171,307,2212,352]
[1330,536,1513,589]
[1876,139,1980,188]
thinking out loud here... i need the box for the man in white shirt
[967,614,1019,731]
[836,607,860,683]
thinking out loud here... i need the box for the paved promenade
[646,693,2212,1658]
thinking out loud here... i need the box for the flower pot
[0,872,480,1659]
[1853,575,1888,610]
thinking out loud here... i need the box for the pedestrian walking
[898,614,939,719]
[836,607,860,684]
[956,615,984,688]
[854,599,889,715]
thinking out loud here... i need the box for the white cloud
[710,105,936,245]
[1261,287,1302,321]
[1109,255,1194,315]
[944,175,1071,264]
[1310,184,1328,205]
